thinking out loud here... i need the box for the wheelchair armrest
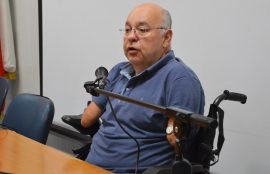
[62,114,90,135]
[61,114,100,136]
[72,142,91,160]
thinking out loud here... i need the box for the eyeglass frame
[119,26,169,37]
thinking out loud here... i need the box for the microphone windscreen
[95,67,108,78]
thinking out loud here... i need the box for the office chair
[2,93,55,144]
[0,77,9,111]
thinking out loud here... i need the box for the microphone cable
[106,96,141,174]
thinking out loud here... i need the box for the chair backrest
[0,77,9,109]
[2,93,55,144]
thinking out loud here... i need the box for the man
[81,3,205,173]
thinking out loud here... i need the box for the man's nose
[126,29,139,40]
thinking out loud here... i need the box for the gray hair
[162,9,172,29]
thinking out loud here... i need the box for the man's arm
[81,101,102,128]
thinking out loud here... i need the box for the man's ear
[163,29,173,49]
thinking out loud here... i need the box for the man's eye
[138,28,150,33]
[125,29,132,33]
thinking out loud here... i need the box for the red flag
[0,42,5,76]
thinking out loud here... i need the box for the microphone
[95,66,108,89]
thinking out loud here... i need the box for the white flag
[0,0,16,73]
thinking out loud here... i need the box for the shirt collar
[145,50,175,74]
[120,65,133,80]
[120,50,175,80]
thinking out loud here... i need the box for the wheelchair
[62,89,247,174]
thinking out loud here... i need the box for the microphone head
[95,66,108,89]
[95,66,108,78]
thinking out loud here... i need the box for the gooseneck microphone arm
[84,67,217,128]
[88,87,217,129]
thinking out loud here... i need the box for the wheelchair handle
[213,90,247,106]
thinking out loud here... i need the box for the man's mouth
[127,47,139,53]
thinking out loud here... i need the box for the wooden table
[0,129,112,174]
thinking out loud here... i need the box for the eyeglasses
[119,27,167,37]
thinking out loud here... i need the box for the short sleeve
[166,76,205,115]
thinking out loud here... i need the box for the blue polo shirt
[85,51,205,173]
